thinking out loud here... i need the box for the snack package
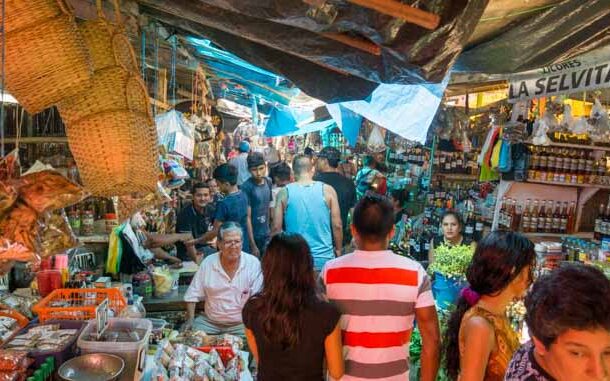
[15,170,87,213]
[0,183,17,218]
[0,350,29,371]
[0,371,19,381]
[39,210,78,257]
[0,151,21,182]
[0,203,41,258]
[0,239,37,264]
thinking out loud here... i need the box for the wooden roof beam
[321,32,381,56]
[345,0,440,30]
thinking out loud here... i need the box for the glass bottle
[537,200,547,233]
[530,200,540,234]
[521,199,531,233]
[545,200,554,233]
[552,201,562,234]
[560,202,568,234]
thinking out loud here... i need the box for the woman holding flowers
[443,231,536,381]
[429,211,475,265]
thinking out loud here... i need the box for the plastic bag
[0,183,17,217]
[367,125,386,153]
[0,239,37,264]
[0,350,30,371]
[39,210,78,258]
[118,182,172,222]
[15,170,87,213]
[0,203,41,256]
[570,117,591,135]
[560,104,574,131]
[0,151,21,182]
[531,119,551,146]
[589,98,610,142]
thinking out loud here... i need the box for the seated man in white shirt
[184,221,262,339]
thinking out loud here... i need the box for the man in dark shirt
[176,182,215,263]
[188,164,251,253]
[505,264,610,381]
[314,147,356,240]
[241,152,272,258]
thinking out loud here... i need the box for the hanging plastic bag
[531,119,551,146]
[0,202,41,260]
[560,104,575,131]
[497,140,513,173]
[0,183,17,218]
[571,117,591,135]
[0,150,21,182]
[15,170,88,213]
[367,125,386,153]
[38,210,78,258]
[589,98,610,142]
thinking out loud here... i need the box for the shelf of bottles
[526,145,610,188]
[432,150,479,176]
[497,198,577,236]
[593,199,610,242]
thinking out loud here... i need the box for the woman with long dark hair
[443,231,536,381]
[429,211,476,264]
[242,233,343,381]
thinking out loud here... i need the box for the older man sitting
[184,221,262,338]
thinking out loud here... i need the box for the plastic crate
[32,288,126,323]
[3,320,86,368]
[78,318,151,381]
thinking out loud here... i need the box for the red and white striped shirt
[322,250,434,381]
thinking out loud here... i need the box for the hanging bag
[2,0,93,114]
[57,0,158,196]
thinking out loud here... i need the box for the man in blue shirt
[241,152,272,257]
[188,164,252,253]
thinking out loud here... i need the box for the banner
[508,47,610,103]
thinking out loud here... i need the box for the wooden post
[345,0,440,30]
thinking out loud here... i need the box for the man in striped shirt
[321,193,440,381]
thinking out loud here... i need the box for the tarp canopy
[264,78,448,144]
[138,0,488,103]
[456,0,610,74]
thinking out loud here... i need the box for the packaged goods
[15,170,87,213]
[39,211,78,257]
[0,203,41,259]
[0,184,17,217]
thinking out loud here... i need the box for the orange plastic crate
[32,288,126,323]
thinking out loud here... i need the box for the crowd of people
[175,141,610,381]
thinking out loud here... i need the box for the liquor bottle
[511,200,522,231]
[537,200,547,233]
[555,150,564,180]
[521,199,531,233]
[505,199,514,230]
[567,201,576,233]
[464,212,475,241]
[545,200,554,233]
[560,202,568,234]
[498,197,507,229]
[530,200,540,234]
[456,153,464,174]
[594,203,605,241]
[474,214,484,241]
[547,148,557,181]
[539,149,548,181]
[552,201,562,233]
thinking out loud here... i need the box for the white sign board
[508,47,610,102]
[96,298,109,340]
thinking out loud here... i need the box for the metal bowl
[58,353,125,381]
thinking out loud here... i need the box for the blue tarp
[264,78,449,144]
[186,37,300,108]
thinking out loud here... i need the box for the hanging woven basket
[65,111,158,196]
[57,0,158,196]
[2,0,93,114]
[77,0,138,72]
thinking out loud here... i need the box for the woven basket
[57,66,150,126]
[58,0,158,196]
[3,0,93,114]
[65,111,158,196]
[77,0,138,72]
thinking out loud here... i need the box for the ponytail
[443,296,471,380]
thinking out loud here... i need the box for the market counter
[142,285,204,313]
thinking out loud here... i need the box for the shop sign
[508,47,610,102]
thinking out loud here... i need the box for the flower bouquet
[428,243,474,309]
